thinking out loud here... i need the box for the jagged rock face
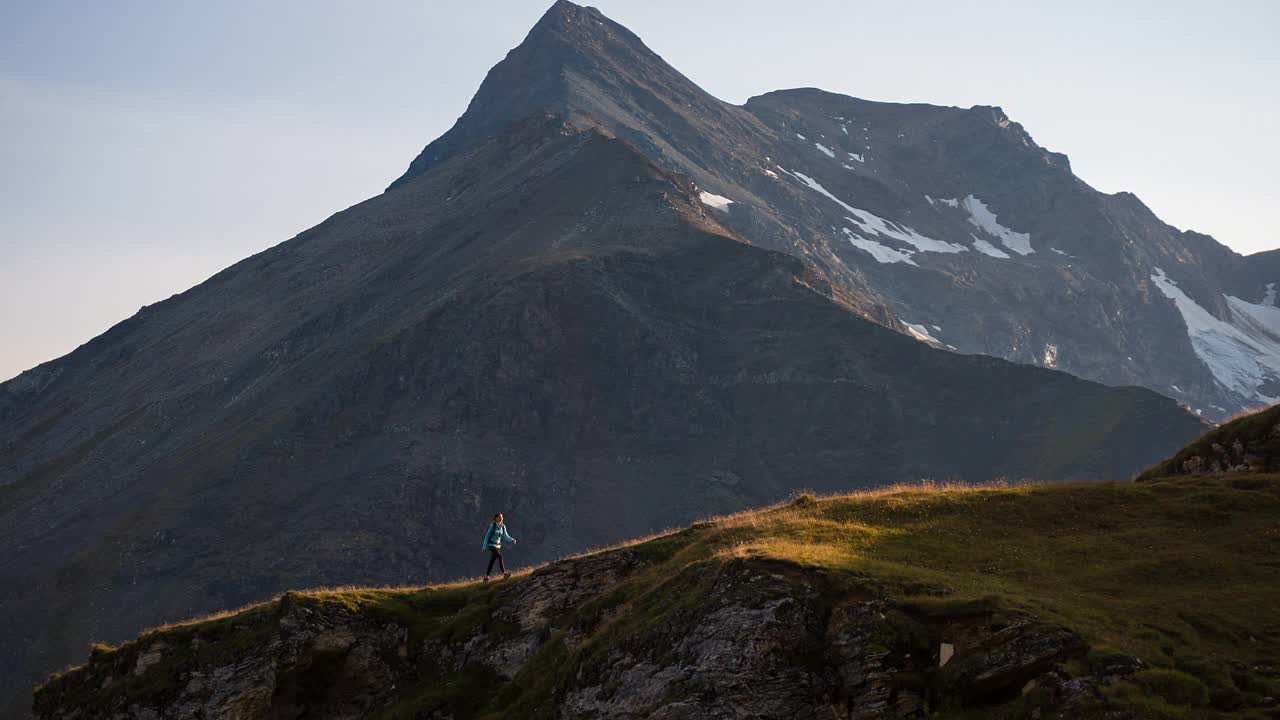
[0,115,1204,716]
[392,1,1279,420]
[33,553,1124,720]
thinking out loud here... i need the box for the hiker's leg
[486,549,498,576]
[495,548,506,574]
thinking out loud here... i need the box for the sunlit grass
[39,474,1280,719]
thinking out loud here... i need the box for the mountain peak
[320,0,1278,422]
[535,0,606,29]
[523,0,620,50]
[386,1,702,191]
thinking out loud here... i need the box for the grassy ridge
[41,475,1280,719]
[1139,404,1280,479]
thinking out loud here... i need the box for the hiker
[481,512,517,581]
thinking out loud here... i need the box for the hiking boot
[503,572,511,580]
[483,576,490,583]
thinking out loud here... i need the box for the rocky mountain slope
[4,1,1255,715]
[394,1,1279,421]
[34,473,1280,719]
[0,110,1204,717]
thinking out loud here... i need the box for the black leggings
[486,547,506,575]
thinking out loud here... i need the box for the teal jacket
[481,522,515,550]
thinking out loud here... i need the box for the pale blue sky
[2,0,1277,381]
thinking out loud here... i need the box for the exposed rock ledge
[35,547,1141,719]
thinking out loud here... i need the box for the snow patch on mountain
[847,151,864,163]
[780,167,966,259]
[1227,292,1280,341]
[779,167,859,215]
[1151,267,1280,403]
[971,235,1011,259]
[698,191,734,212]
[905,322,941,344]
[814,142,836,158]
[841,228,918,266]
[925,195,959,208]
[963,196,1034,255]
[846,208,968,255]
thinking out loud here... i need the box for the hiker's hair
[492,512,503,522]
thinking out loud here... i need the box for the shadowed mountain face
[0,4,1213,716]
[0,114,1202,716]
[396,1,1280,421]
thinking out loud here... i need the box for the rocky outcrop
[35,552,1126,720]
[1139,403,1280,478]
[1177,437,1269,475]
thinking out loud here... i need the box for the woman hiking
[481,512,517,582]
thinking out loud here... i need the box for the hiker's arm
[501,526,516,543]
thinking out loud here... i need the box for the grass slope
[40,476,1280,719]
